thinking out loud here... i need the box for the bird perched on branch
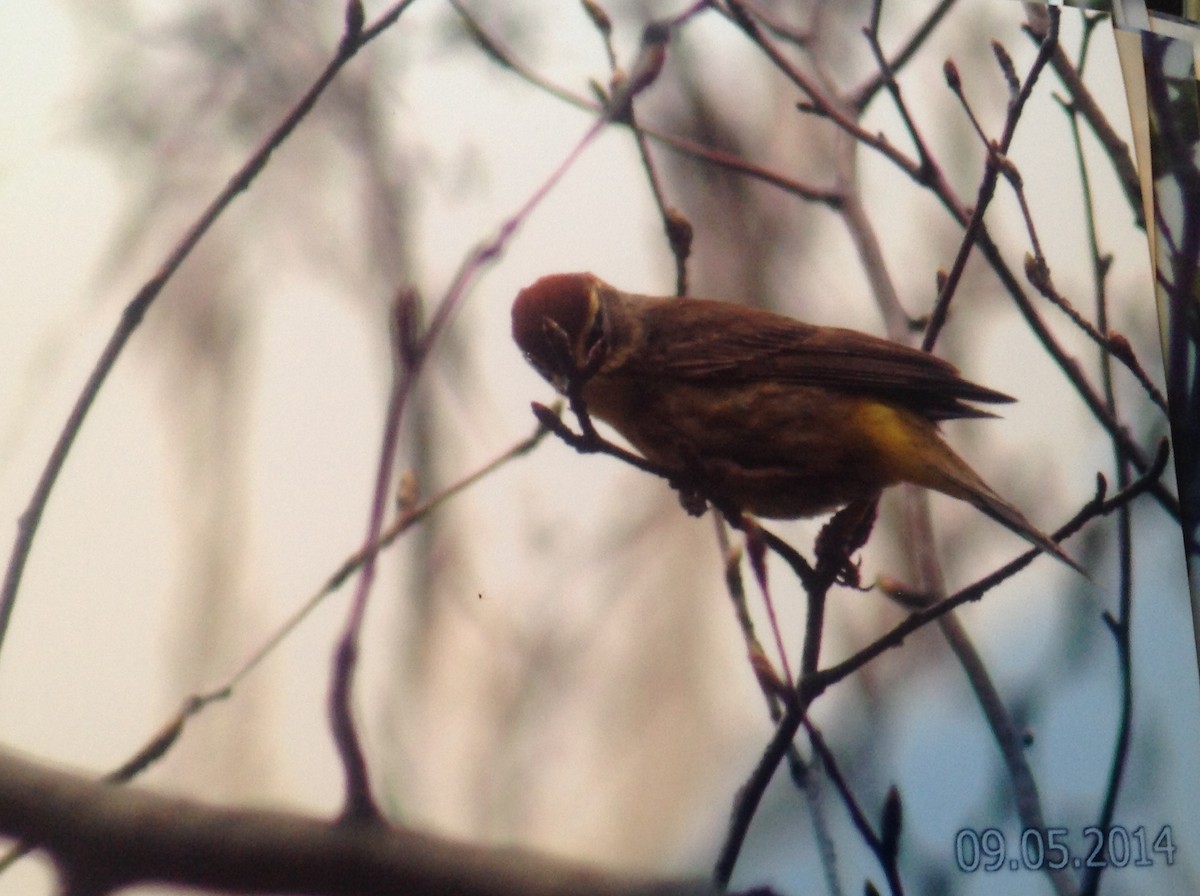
[512,271,1078,571]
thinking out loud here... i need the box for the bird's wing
[623,296,1012,421]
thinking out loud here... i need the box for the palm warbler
[512,272,1076,568]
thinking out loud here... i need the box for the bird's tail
[918,438,1084,575]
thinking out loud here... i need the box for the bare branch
[0,748,715,896]
[0,0,420,663]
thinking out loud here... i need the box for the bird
[511,271,1078,571]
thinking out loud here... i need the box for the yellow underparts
[852,399,948,490]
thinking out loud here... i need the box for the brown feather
[512,273,1080,571]
[602,291,1012,422]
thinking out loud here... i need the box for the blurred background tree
[0,2,1194,895]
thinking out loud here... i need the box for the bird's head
[511,272,608,390]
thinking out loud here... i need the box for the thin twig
[329,293,418,823]
[722,0,927,185]
[809,442,1167,694]
[862,16,940,185]
[713,701,803,887]
[938,609,1075,896]
[1013,144,1168,412]
[726,1,1174,519]
[1033,31,1145,230]
[451,0,840,210]
[0,0,418,662]
[714,442,1167,889]
[922,9,1061,351]
[711,516,787,717]
[742,521,795,685]
[805,720,904,896]
[324,24,672,819]
[122,425,551,790]
[588,15,694,293]
[1076,43,1133,890]
[854,0,960,112]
